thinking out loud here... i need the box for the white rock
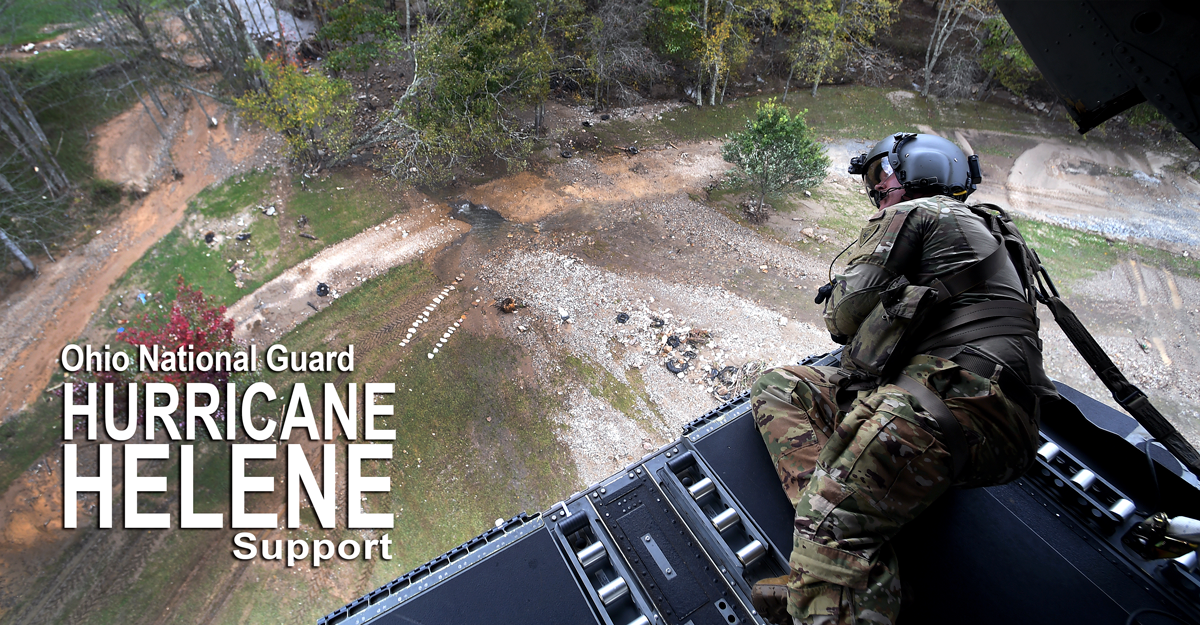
[427,353,434,359]
[433,347,439,353]
[779,316,788,326]
[443,332,451,339]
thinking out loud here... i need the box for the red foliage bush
[119,276,237,387]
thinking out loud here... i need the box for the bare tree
[921,0,987,97]
[582,0,665,108]
[0,67,69,198]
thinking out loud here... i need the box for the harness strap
[894,374,968,480]
[929,243,1010,303]
[951,351,1038,418]
[931,299,1036,329]
[917,300,1039,350]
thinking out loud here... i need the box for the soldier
[750,133,1059,625]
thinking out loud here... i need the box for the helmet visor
[863,155,893,188]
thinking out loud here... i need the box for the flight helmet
[848,133,982,207]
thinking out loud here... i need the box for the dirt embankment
[0,97,281,418]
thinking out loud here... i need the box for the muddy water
[450,200,508,238]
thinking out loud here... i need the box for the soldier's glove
[814,282,834,305]
[750,575,791,625]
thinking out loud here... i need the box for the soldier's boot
[751,575,791,625]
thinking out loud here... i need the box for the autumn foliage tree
[120,276,237,389]
[234,56,356,165]
[67,278,236,431]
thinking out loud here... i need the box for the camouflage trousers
[750,354,1038,625]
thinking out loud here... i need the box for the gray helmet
[848,133,982,207]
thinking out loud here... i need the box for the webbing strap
[894,374,968,480]
[1045,295,1200,476]
[929,243,1010,303]
[917,317,1040,353]
[933,300,1036,329]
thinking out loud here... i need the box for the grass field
[0,0,78,45]
[107,168,407,319]
[591,85,1066,149]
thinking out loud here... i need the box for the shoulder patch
[859,224,881,247]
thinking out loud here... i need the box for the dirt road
[0,98,280,418]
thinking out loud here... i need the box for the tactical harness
[833,202,1200,480]
[835,204,1050,480]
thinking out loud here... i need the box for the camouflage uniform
[752,196,1053,624]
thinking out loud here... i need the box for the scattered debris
[665,358,689,374]
[316,282,330,297]
[559,307,571,322]
[495,297,525,313]
[561,150,573,159]
[616,312,630,324]
[307,301,319,312]
[262,205,277,216]
[300,233,318,240]
[582,120,593,127]
[600,114,611,121]
[297,215,309,227]
[235,233,252,241]
[203,232,215,244]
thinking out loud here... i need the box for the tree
[68,277,239,428]
[581,0,665,108]
[0,66,68,198]
[978,13,1039,97]
[378,0,555,184]
[317,0,404,74]
[120,276,237,389]
[721,99,829,222]
[234,56,355,164]
[921,0,987,97]
[782,0,898,98]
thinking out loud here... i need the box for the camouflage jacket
[824,195,1057,397]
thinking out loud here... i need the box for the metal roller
[1109,499,1136,521]
[736,540,767,566]
[711,508,741,532]
[1070,469,1097,491]
[627,617,651,625]
[688,477,716,501]
[1036,442,1060,463]
[597,577,629,606]
[576,541,607,569]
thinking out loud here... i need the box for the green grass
[562,354,665,433]
[191,170,276,219]
[1,49,127,183]
[593,86,1063,149]
[0,0,79,45]
[1017,219,1126,286]
[1016,218,1200,288]
[219,259,577,621]
[0,388,62,496]
[287,171,400,244]
[108,168,406,317]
